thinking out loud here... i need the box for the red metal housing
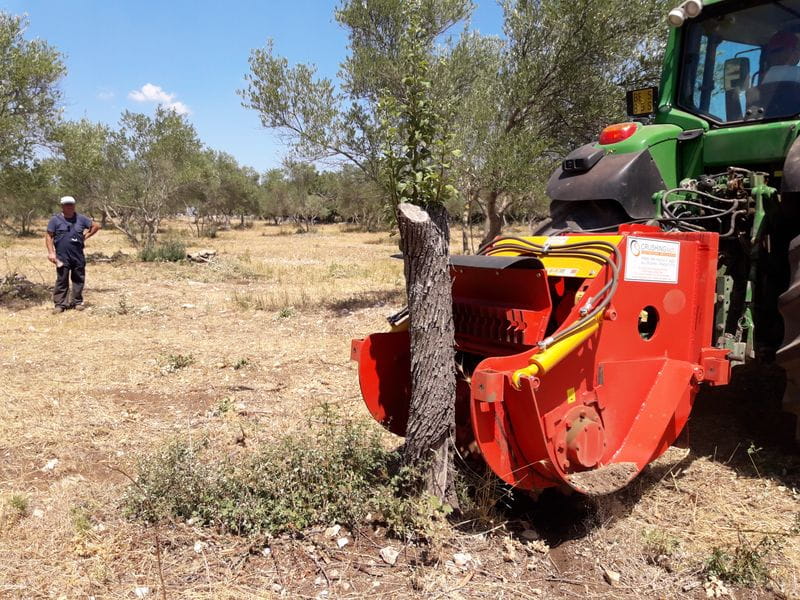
[351,227,730,495]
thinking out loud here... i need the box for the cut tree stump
[397,202,457,504]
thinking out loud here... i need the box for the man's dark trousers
[53,263,85,308]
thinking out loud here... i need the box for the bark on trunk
[481,190,503,247]
[397,202,458,505]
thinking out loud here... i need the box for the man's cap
[766,31,799,53]
[60,196,76,205]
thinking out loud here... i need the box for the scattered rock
[187,250,217,263]
[261,547,272,558]
[336,537,349,549]
[453,552,472,567]
[32,508,45,518]
[271,583,283,594]
[193,540,207,553]
[601,565,621,586]
[324,524,341,539]
[502,538,519,563]
[704,575,730,598]
[133,586,150,598]
[379,546,399,566]
[41,458,59,472]
[525,540,550,554]
[181,303,196,309]
[682,580,702,592]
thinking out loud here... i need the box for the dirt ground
[0,221,798,599]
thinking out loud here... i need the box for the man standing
[45,196,100,313]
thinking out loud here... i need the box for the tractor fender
[546,147,666,220]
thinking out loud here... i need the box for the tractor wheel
[776,234,800,444]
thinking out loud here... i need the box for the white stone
[193,540,206,553]
[379,546,399,566]
[133,586,150,598]
[336,537,349,549]
[324,524,341,538]
[453,552,472,567]
[41,458,58,472]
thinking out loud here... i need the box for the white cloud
[128,83,191,115]
[97,89,115,101]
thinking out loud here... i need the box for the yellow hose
[511,314,603,388]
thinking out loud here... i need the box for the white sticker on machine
[623,237,680,284]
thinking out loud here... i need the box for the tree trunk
[481,190,503,247]
[397,202,458,506]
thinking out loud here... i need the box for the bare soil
[0,221,798,599]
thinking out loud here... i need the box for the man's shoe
[52,306,65,314]
[73,304,85,311]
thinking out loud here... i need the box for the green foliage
[706,518,800,586]
[378,2,459,212]
[0,12,65,167]
[70,505,93,535]
[163,353,194,373]
[642,529,680,563]
[6,494,28,517]
[232,358,250,370]
[277,306,294,319]
[138,239,186,262]
[241,0,670,240]
[125,406,435,536]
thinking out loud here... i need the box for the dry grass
[0,219,798,599]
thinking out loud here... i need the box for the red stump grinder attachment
[351,226,730,495]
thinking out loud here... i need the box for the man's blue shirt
[47,213,93,266]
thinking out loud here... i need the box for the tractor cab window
[679,0,800,123]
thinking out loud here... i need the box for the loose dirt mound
[0,273,49,309]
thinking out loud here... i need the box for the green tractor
[353,0,800,495]
[543,0,800,440]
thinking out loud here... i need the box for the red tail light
[599,122,639,145]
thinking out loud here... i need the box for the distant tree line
[1,0,670,248]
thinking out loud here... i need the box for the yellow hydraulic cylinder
[511,314,602,388]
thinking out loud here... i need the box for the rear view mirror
[724,57,751,92]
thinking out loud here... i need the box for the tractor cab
[676,0,800,125]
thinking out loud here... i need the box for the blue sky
[2,1,503,172]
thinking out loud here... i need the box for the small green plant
[70,505,93,535]
[232,358,250,370]
[7,494,28,517]
[705,526,795,586]
[278,306,294,319]
[216,396,234,414]
[642,529,680,564]
[139,239,187,262]
[163,353,194,373]
[746,441,763,477]
[117,294,130,315]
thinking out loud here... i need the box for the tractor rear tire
[776,234,800,443]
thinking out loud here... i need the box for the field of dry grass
[0,220,798,599]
